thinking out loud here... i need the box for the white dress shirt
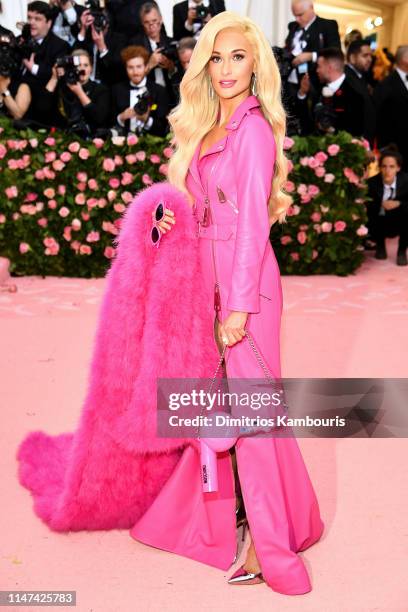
[149,38,166,88]
[396,67,408,91]
[288,16,317,85]
[184,0,211,40]
[380,178,397,216]
[52,5,77,46]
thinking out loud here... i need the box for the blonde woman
[131,11,324,595]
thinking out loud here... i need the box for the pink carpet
[1,237,407,610]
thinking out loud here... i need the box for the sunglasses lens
[155,202,164,222]
[151,226,160,244]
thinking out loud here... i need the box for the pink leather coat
[131,95,324,595]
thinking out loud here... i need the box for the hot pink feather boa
[17,182,219,531]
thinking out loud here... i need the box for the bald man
[285,0,340,92]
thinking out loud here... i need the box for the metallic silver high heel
[228,565,264,585]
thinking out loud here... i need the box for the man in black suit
[297,47,366,137]
[129,2,178,108]
[74,6,127,85]
[112,45,169,137]
[172,0,225,41]
[345,39,376,146]
[374,46,408,171]
[49,0,85,47]
[366,150,408,265]
[285,0,340,93]
[19,1,70,90]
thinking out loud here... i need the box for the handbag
[198,331,288,492]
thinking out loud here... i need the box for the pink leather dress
[130,95,324,595]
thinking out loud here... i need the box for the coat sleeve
[226,114,276,314]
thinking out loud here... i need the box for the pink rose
[0,214,6,223]
[283,136,295,150]
[297,230,307,244]
[81,212,90,221]
[53,159,65,172]
[68,141,81,153]
[300,194,312,204]
[77,182,87,191]
[310,211,321,222]
[314,166,326,178]
[315,151,328,164]
[327,144,340,156]
[114,155,123,166]
[86,231,100,242]
[93,138,105,149]
[102,221,116,234]
[19,242,30,254]
[104,246,116,259]
[0,144,7,158]
[142,174,153,186]
[7,159,18,170]
[121,172,133,186]
[127,134,138,146]
[70,240,80,252]
[307,157,319,169]
[149,154,161,164]
[121,191,133,203]
[136,150,146,162]
[308,185,320,197]
[29,138,38,148]
[58,184,66,195]
[59,206,70,218]
[79,244,92,255]
[320,205,330,213]
[5,186,18,199]
[45,151,57,163]
[312,250,318,260]
[321,221,333,233]
[48,199,57,209]
[97,198,107,208]
[107,190,117,202]
[290,252,300,261]
[86,197,98,209]
[300,157,309,167]
[159,163,168,175]
[75,193,86,205]
[125,154,137,165]
[109,178,120,189]
[44,137,56,147]
[343,167,359,185]
[286,159,294,173]
[334,220,346,232]
[71,218,81,231]
[63,227,72,241]
[43,167,56,180]
[35,169,45,180]
[292,204,300,215]
[12,212,20,220]
[163,146,173,159]
[103,158,116,172]
[79,148,90,160]
[280,235,292,245]
[60,151,71,163]
[38,217,48,227]
[284,180,295,193]
[88,178,99,190]
[25,192,38,202]
[114,203,126,213]
[36,201,44,212]
[44,187,55,199]
[324,173,335,183]
[297,183,307,195]
[356,225,368,236]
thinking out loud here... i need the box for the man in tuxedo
[285,0,340,93]
[296,47,365,137]
[49,0,85,47]
[112,45,169,137]
[170,36,196,104]
[366,150,408,265]
[129,3,177,108]
[74,7,127,85]
[172,0,225,41]
[374,46,408,171]
[19,1,70,91]
[345,39,376,146]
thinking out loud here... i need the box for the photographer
[50,0,85,47]
[0,76,32,121]
[41,48,110,136]
[112,45,169,137]
[75,2,127,86]
[19,1,70,91]
[172,0,225,41]
[129,2,177,108]
[169,36,196,104]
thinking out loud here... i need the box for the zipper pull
[201,205,212,227]
[216,186,226,203]
[214,282,221,312]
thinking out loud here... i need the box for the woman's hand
[218,311,248,347]
[153,208,176,234]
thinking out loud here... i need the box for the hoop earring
[251,72,257,96]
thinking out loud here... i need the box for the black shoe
[375,245,387,259]
[397,250,408,266]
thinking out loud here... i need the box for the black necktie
[130,84,143,90]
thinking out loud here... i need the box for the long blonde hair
[167,11,291,225]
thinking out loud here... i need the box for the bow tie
[130,84,144,90]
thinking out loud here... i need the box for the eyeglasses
[151,201,166,247]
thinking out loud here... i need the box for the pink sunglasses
[151,201,166,247]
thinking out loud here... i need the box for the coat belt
[197,222,237,240]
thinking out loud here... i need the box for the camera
[133,90,153,116]
[0,34,19,78]
[272,46,294,81]
[314,102,337,134]
[17,23,41,60]
[194,5,209,22]
[159,41,178,62]
[56,55,84,85]
[86,0,109,33]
